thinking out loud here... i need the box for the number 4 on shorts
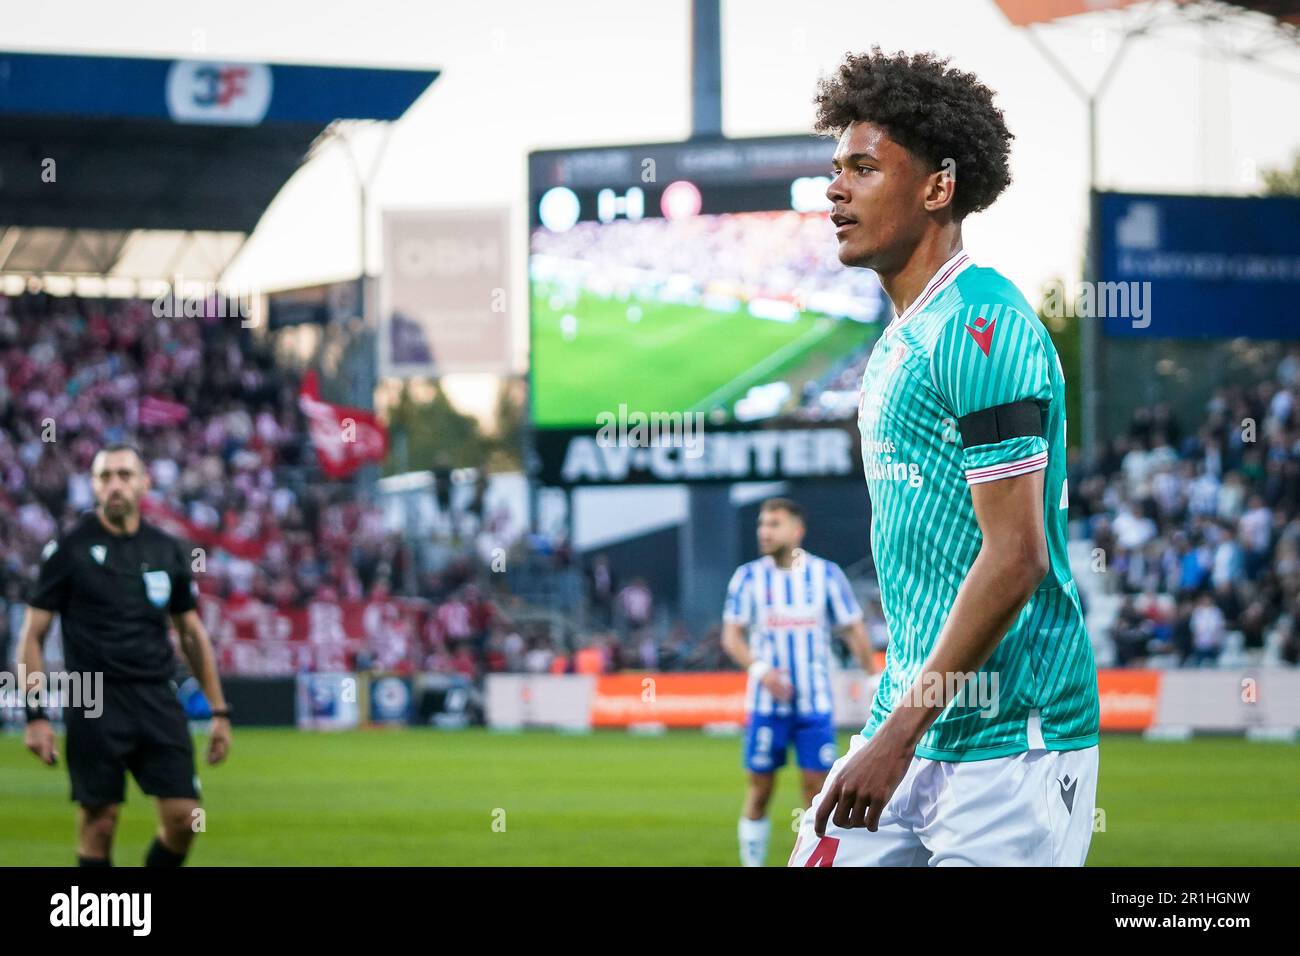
[789,835,840,867]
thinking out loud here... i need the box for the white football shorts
[788,732,1099,867]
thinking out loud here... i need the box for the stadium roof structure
[998,0,1300,26]
[0,51,439,281]
[996,1,1300,75]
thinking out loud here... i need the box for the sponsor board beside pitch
[591,674,747,727]
[486,674,595,731]
[367,674,413,726]
[486,670,1229,733]
[295,673,361,730]
[1096,669,1161,731]
[590,662,887,727]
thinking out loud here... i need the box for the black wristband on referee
[210,707,232,719]
[25,706,49,723]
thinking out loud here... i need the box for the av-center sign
[533,419,858,486]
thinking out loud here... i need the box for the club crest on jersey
[964,315,996,356]
[90,544,107,565]
[142,569,171,608]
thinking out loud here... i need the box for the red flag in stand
[298,370,389,479]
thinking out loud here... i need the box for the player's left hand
[206,716,232,765]
[814,720,914,836]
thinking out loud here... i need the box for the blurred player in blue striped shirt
[721,497,877,866]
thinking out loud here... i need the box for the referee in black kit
[19,443,232,867]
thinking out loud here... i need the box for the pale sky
[6,0,1299,419]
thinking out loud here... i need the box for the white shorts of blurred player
[788,732,1099,867]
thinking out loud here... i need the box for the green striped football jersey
[858,250,1099,761]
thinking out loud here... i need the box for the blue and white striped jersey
[723,553,863,717]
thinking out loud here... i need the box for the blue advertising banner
[295,673,361,730]
[367,675,413,726]
[1098,192,1300,339]
[0,51,437,125]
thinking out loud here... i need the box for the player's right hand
[761,668,795,702]
[207,716,232,765]
[24,720,58,766]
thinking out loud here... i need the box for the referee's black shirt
[28,511,199,682]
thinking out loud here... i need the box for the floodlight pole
[691,0,723,139]
[336,121,396,402]
[1021,25,1136,470]
[336,121,396,500]
[677,0,740,638]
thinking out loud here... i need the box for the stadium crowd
[0,292,398,605]
[3,290,1296,686]
[0,292,522,681]
[1069,350,1300,668]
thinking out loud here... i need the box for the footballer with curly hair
[789,49,1100,867]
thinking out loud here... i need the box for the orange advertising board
[1097,670,1161,731]
[591,673,746,727]
[592,669,1162,731]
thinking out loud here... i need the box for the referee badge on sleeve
[143,569,172,608]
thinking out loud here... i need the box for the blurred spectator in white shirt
[1189,595,1225,667]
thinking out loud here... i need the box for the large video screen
[528,136,888,430]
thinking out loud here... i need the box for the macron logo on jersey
[964,315,996,356]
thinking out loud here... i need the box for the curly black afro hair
[813,48,1013,219]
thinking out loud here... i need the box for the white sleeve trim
[965,451,1048,485]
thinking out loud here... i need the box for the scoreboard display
[527,135,888,443]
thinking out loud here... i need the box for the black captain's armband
[957,400,1045,448]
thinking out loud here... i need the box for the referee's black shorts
[65,680,200,806]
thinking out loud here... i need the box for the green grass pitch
[531,282,874,428]
[2,729,1297,866]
